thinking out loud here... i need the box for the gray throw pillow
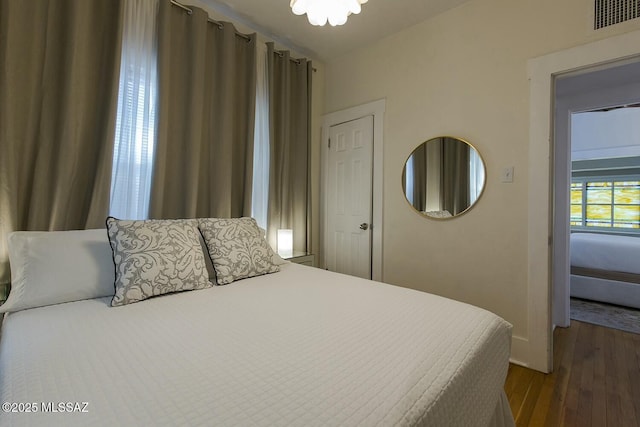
[106,217,212,306]
[198,217,280,285]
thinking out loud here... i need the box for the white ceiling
[201,0,472,61]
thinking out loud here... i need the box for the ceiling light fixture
[290,0,368,26]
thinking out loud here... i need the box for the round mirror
[402,136,486,218]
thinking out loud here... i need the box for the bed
[0,221,514,426]
[570,232,640,309]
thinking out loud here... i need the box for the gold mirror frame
[401,136,486,219]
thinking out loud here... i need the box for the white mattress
[0,264,512,427]
[570,232,640,274]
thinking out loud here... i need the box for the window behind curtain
[110,0,158,220]
[111,0,271,221]
[251,42,270,230]
[469,149,485,202]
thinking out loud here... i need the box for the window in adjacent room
[571,178,640,230]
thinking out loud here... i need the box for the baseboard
[508,335,529,368]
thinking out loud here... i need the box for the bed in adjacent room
[570,232,640,309]
[0,221,514,427]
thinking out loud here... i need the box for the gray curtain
[150,2,256,219]
[441,138,470,215]
[0,0,123,290]
[411,144,428,211]
[266,43,312,253]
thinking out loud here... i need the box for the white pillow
[1,229,115,313]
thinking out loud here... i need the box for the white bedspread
[0,264,512,427]
[570,232,640,275]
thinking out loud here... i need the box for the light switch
[501,167,514,183]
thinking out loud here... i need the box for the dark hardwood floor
[505,320,640,426]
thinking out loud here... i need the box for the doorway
[553,59,640,329]
[527,29,640,373]
[321,99,385,281]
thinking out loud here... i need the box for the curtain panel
[266,43,312,253]
[0,0,124,289]
[149,1,257,219]
[410,144,428,212]
[441,138,470,215]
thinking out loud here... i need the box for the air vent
[594,0,640,29]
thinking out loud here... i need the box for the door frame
[553,59,640,330]
[527,29,640,373]
[321,99,386,281]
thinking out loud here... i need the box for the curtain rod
[171,0,316,72]
[276,51,301,65]
[274,50,317,72]
[170,0,252,41]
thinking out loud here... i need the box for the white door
[326,116,374,279]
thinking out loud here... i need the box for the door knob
[359,223,369,230]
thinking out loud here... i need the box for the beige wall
[324,0,640,348]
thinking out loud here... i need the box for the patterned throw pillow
[106,217,212,306]
[198,217,280,285]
